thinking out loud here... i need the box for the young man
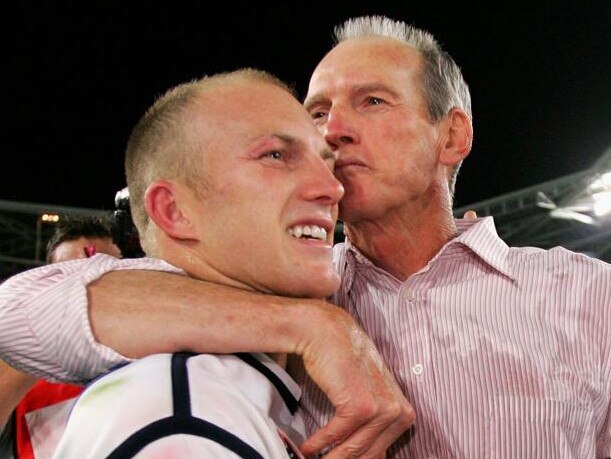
[1,15,610,458]
[49,69,409,458]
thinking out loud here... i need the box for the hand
[463,210,477,219]
[296,304,415,458]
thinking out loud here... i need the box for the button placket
[400,287,415,302]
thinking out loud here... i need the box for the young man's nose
[301,157,345,204]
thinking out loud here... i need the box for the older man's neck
[345,203,457,281]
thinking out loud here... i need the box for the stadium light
[593,191,611,217]
[41,213,60,222]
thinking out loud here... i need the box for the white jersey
[53,352,305,458]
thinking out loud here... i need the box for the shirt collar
[449,216,515,280]
[342,216,515,282]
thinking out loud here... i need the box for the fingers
[316,403,415,458]
[463,209,477,219]
[300,414,366,457]
[298,311,415,457]
[295,304,415,457]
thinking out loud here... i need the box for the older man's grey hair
[333,15,472,197]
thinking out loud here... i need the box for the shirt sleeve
[588,262,611,458]
[0,254,184,384]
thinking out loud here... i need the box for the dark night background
[3,2,610,212]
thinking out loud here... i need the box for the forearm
[0,255,183,382]
[89,270,331,358]
[0,359,37,427]
[0,253,325,380]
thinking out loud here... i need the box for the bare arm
[89,270,415,458]
[89,270,318,358]
[0,359,37,427]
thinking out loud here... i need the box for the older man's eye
[311,111,327,120]
[367,97,383,105]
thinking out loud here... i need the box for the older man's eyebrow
[352,83,401,99]
[303,94,328,112]
[304,83,403,112]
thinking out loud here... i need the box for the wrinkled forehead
[307,37,423,98]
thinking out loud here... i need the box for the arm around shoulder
[0,255,181,382]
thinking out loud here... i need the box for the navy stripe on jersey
[106,416,264,459]
[106,352,264,458]
[172,351,194,415]
[235,353,299,415]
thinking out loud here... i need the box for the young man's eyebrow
[272,133,297,144]
[247,133,295,151]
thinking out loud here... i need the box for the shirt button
[401,288,415,302]
[412,363,424,376]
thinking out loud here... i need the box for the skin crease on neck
[305,36,473,280]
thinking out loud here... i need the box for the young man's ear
[144,181,198,240]
[439,108,473,166]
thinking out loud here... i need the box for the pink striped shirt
[1,217,610,457]
[291,216,611,458]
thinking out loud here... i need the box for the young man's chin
[297,274,340,299]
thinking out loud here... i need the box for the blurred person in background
[0,214,121,458]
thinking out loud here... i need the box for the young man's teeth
[287,225,328,240]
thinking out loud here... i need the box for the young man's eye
[265,150,283,160]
